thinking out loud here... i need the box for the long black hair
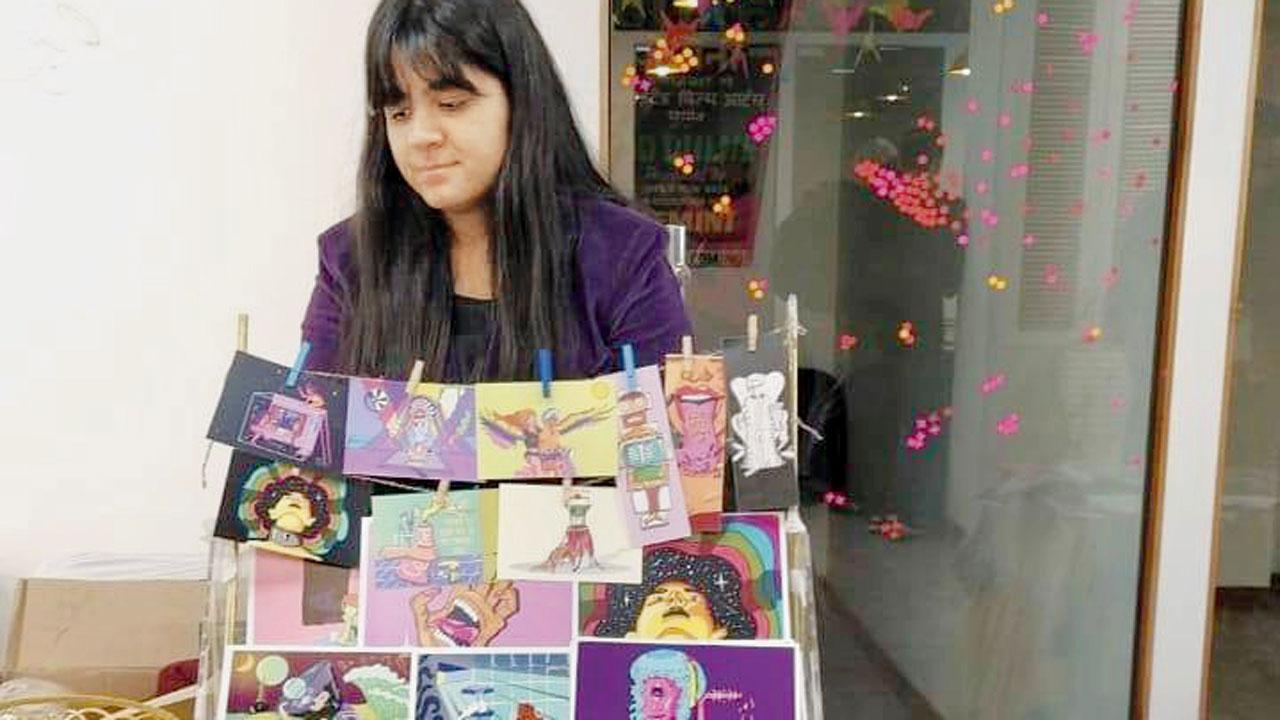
[341,0,624,380]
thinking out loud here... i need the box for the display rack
[192,226,824,719]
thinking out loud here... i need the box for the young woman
[301,0,691,382]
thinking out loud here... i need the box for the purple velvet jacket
[300,198,693,379]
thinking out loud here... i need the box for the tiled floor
[1207,587,1280,719]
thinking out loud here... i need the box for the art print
[605,365,692,547]
[663,353,728,533]
[495,484,641,584]
[579,513,788,641]
[345,377,477,481]
[363,572,574,648]
[574,640,799,719]
[415,651,570,720]
[220,647,412,719]
[723,335,799,510]
[371,491,497,588]
[207,351,348,473]
[215,450,370,568]
[248,548,361,647]
[475,378,619,480]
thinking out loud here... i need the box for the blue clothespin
[537,348,553,399]
[285,341,312,388]
[621,343,638,392]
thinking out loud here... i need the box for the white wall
[0,0,602,578]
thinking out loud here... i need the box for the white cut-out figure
[729,371,791,476]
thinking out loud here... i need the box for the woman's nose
[409,112,445,147]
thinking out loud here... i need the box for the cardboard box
[2,578,206,702]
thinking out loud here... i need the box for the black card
[722,334,799,510]
[206,351,347,473]
[214,450,369,568]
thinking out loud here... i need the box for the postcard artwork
[578,512,788,641]
[248,549,361,646]
[215,450,370,568]
[371,490,497,588]
[723,335,799,510]
[605,365,692,547]
[475,378,619,480]
[415,651,570,720]
[574,640,799,719]
[663,353,728,533]
[495,484,641,584]
[345,377,478,481]
[207,351,348,473]
[220,648,412,719]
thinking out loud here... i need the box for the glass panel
[609,1,1186,716]
[1208,2,1280,716]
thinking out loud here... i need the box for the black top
[444,295,496,383]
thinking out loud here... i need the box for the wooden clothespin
[406,359,425,394]
[747,314,759,353]
[621,343,638,392]
[681,335,694,377]
[236,313,249,353]
[285,341,312,388]
[434,479,451,507]
[538,348,554,399]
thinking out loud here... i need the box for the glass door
[608,1,1188,715]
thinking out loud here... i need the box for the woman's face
[384,58,510,217]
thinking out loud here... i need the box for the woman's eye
[439,97,470,111]
[387,108,409,121]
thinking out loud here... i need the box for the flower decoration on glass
[823,491,859,513]
[992,0,1015,14]
[672,152,696,176]
[850,114,967,241]
[620,65,654,93]
[869,515,911,541]
[1082,325,1103,343]
[896,321,918,347]
[746,278,768,301]
[904,407,950,452]
[747,113,778,145]
[647,37,699,78]
[986,273,1009,291]
[724,22,746,45]
[711,194,733,217]
[996,412,1021,437]
[838,333,859,351]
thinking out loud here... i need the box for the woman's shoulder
[574,196,667,263]
[317,217,354,265]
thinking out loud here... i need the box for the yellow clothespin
[434,479,451,508]
[747,314,759,353]
[236,313,249,353]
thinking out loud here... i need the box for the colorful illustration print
[475,379,619,479]
[215,451,369,568]
[607,366,691,548]
[372,491,496,589]
[415,652,570,720]
[345,378,477,481]
[579,513,787,640]
[221,649,411,719]
[364,575,574,648]
[575,640,798,719]
[249,549,360,646]
[496,484,641,584]
[663,354,728,533]
[207,352,348,473]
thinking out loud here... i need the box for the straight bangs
[365,5,480,112]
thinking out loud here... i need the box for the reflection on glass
[1208,3,1280,717]
[612,0,1185,716]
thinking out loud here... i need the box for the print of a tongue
[436,609,481,645]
